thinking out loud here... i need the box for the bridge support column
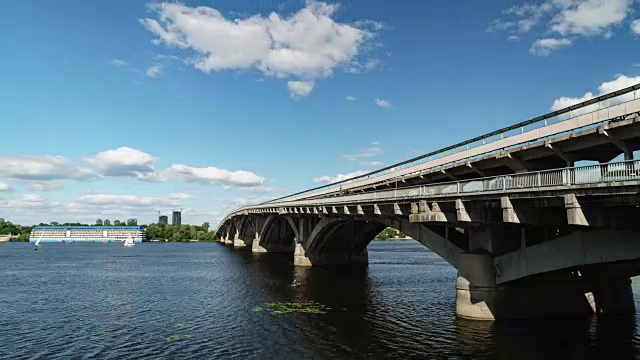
[233,231,246,248]
[294,243,312,267]
[456,253,596,320]
[252,236,267,253]
[592,278,635,315]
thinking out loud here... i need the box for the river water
[1,241,639,359]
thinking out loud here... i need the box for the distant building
[159,215,168,225]
[30,226,145,243]
[127,218,137,225]
[114,220,121,226]
[172,210,182,225]
[96,219,103,226]
[104,219,111,226]
[0,218,4,223]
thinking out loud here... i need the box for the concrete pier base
[294,243,312,267]
[592,278,635,315]
[233,239,247,248]
[294,243,368,267]
[224,239,233,245]
[252,239,267,253]
[456,253,597,320]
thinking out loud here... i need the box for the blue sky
[1,0,639,225]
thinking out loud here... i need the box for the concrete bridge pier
[455,252,598,320]
[233,231,247,248]
[591,278,635,315]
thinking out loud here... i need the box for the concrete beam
[331,206,338,214]
[599,126,632,159]
[394,203,402,215]
[356,205,364,215]
[456,199,472,222]
[494,229,640,284]
[564,193,589,226]
[343,205,350,215]
[466,161,486,177]
[373,204,381,215]
[545,142,573,166]
[440,168,458,181]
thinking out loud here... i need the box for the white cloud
[287,81,315,98]
[632,20,640,36]
[550,74,640,117]
[24,181,62,191]
[110,59,127,66]
[530,38,572,56]
[241,186,281,193]
[0,182,12,192]
[342,144,382,161]
[0,155,95,181]
[169,193,195,200]
[374,98,392,108]
[158,164,264,187]
[140,2,383,93]
[549,0,632,37]
[490,0,633,55]
[313,170,368,184]
[361,161,382,167]
[145,64,163,78]
[76,194,179,207]
[84,147,156,179]
[346,95,357,101]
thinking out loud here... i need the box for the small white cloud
[110,59,127,67]
[632,20,640,36]
[145,64,163,78]
[530,38,572,56]
[0,182,12,192]
[242,186,280,193]
[0,155,95,181]
[84,147,156,179]
[169,193,195,200]
[361,161,382,167]
[374,98,392,108]
[313,170,368,184]
[507,35,520,41]
[342,145,382,162]
[287,81,315,99]
[491,0,633,55]
[346,95,357,101]
[158,164,264,187]
[77,193,179,207]
[550,74,640,117]
[25,181,62,191]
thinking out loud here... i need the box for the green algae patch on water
[175,321,191,329]
[165,334,191,341]
[252,301,330,315]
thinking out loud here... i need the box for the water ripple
[1,242,640,358]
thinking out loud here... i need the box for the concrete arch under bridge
[218,195,640,321]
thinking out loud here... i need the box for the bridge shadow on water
[222,245,640,359]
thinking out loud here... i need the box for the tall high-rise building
[104,219,111,226]
[127,218,137,225]
[158,215,168,225]
[172,210,182,225]
[114,220,121,226]
[96,219,103,226]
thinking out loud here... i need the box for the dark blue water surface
[1,241,640,359]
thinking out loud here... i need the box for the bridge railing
[258,83,640,206]
[246,160,640,208]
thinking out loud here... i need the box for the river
[1,241,639,359]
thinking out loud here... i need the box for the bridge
[217,84,640,320]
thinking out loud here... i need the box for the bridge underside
[218,185,640,321]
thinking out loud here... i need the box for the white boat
[34,234,42,250]
[123,234,135,247]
